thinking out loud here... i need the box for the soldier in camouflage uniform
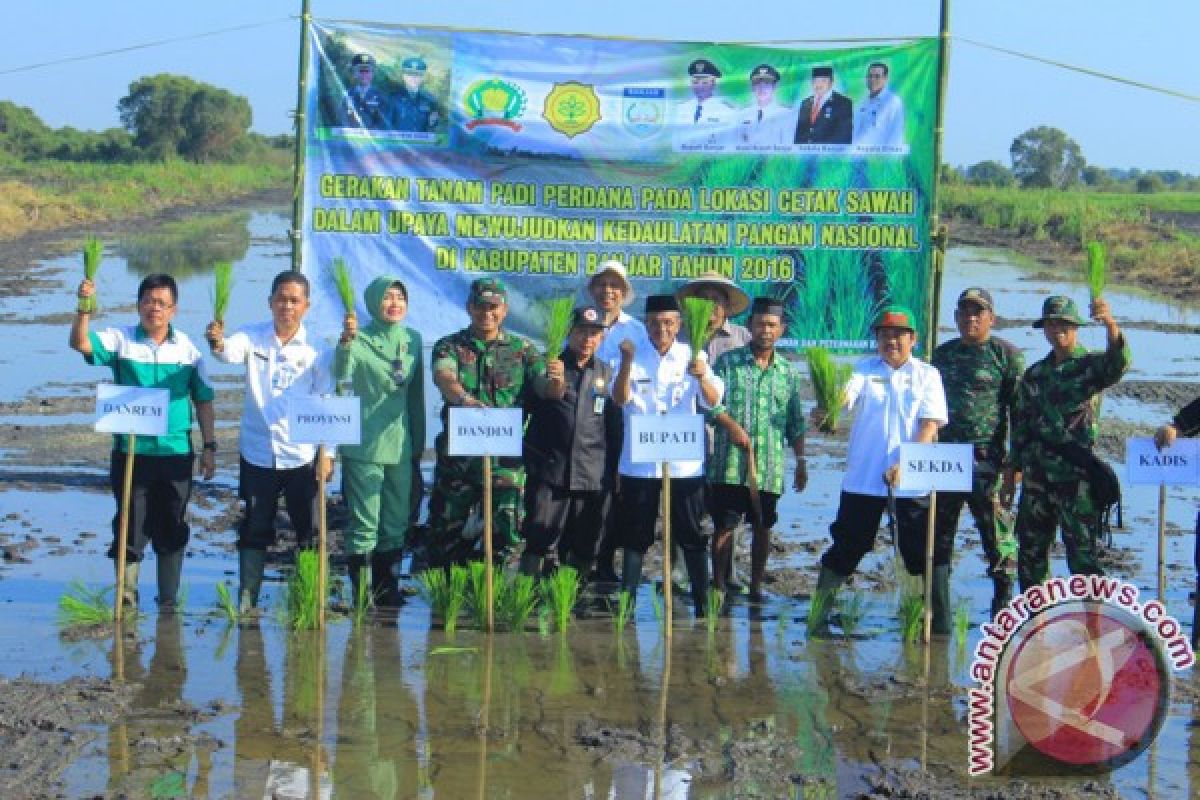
[1011,295,1130,590]
[931,287,1023,617]
[426,278,547,566]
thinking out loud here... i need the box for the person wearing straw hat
[793,65,853,145]
[707,297,808,602]
[930,287,1023,618]
[337,52,390,130]
[1010,295,1129,590]
[70,273,216,611]
[519,306,622,581]
[809,304,947,635]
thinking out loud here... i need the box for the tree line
[0,73,292,164]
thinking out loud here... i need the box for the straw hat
[675,271,750,315]
[588,260,635,307]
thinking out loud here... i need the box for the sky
[1,1,1198,173]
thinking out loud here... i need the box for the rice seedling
[418,568,451,620]
[806,347,852,432]
[445,565,469,635]
[807,588,834,635]
[953,602,972,648]
[214,580,239,623]
[537,607,551,638]
[329,257,357,316]
[681,296,716,353]
[836,591,867,637]
[897,595,925,644]
[541,296,575,361]
[285,549,323,631]
[611,589,634,635]
[498,573,539,632]
[466,560,491,630]
[704,589,723,636]
[212,261,234,322]
[650,589,664,625]
[541,567,580,634]
[351,566,372,627]
[58,581,114,628]
[1085,240,1107,299]
[80,236,103,313]
[775,610,789,642]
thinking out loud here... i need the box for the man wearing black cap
[518,306,622,580]
[737,64,793,147]
[338,53,391,129]
[793,65,853,144]
[707,297,808,601]
[1011,295,1129,590]
[611,295,724,615]
[674,57,735,150]
[391,55,442,133]
[931,288,1024,618]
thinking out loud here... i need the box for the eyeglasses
[139,298,175,310]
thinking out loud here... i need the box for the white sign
[630,414,705,465]
[896,443,974,492]
[288,395,361,445]
[94,383,169,436]
[447,407,523,457]
[1125,437,1200,486]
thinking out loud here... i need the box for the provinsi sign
[94,383,169,436]
[895,443,974,492]
[630,414,704,465]
[448,407,523,457]
[1125,437,1200,485]
[288,396,361,445]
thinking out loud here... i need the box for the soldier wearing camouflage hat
[1010,294,1130,589]
[931,288,1024,618]
[425,278,548,567]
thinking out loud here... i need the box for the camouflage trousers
[426,441,525,567]
[1014,471,1104,590]
[933,455,1017,576]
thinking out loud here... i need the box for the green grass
[897,595,925,644]
[836,591,867,637]
[58,581,114,628]
[498,573,539,632]
[1085,241,1107,299]
[284,550,323,631]
[212,261,234,322]
[80,236,102,313]
[542,296,575,361]
[541,567,580,634]
[611,589,634,635]
[681,296,716,353]
[329,257,356,315]
[214,580,239,623]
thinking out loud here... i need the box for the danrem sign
[94,384,169,437]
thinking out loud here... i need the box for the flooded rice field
[0,207,1197,798]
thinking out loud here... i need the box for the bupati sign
[630,414,705,465]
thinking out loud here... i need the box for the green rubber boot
[117,560,140,611]
[931,565,952,636]
[156,549,184,611]
[809,565,845,637]
[238,548,268,614]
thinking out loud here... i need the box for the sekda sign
[896,443,974,492]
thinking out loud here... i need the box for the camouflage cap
[871,303,917,332]
[1033,295,1087,328]
[468,277,508,305]
[957,287,993,311]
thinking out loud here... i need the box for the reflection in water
[117,212,251,277]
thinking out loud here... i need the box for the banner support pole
[114,433,136,624]
[926,0,952,351]
[290,0,313,272]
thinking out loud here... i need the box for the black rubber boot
[518,551,543,578]
[620,549,644,597]
[238,548,267,614]
[372,550,404,608]
[683,549,710,617]
[990,573,1013,619]
[347,554,369,608]
[156,549,184,612]
[931,565,952,636]
[809,565,846,637]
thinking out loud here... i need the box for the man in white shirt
[810,304,947,635]
[205,270,333,613]
[611,294,724,615]
[672,58,736,152]
[853,62,906,149]
[735,64,794,148]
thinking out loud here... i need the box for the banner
[302,22,939,352]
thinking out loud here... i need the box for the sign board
[896,443,974,492]
[447,407,523,457]
[1125,437,1200,486]
[630,414,705,465]
[94,383,169,436]
[288,395,362,446]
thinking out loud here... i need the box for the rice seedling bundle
[836,591,867,637]
[806,588,834,634]
[953,603,972,649]
[58,581,113,628]
[542,296,575,362]
[418,568,451,618]
[541,567,580,633]
[445,566,469,634]
[681,297,716,355]
[611,589,634,634]
[466,561,491,630]
[285,550,323,631]
[897,595,924,644]
[212,261,234,322]
[704,589,723,636]
[351,566,372,626]
[329,257,357,316]
[498,573,539,632]
[1085,240,1106,299]
[214,580,239,623]
[806,347,852,433]
[80,236,103,313]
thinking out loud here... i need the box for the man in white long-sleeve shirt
[853,62,906,149]
[205,270,333,613]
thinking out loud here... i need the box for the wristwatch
[203,441,218,452]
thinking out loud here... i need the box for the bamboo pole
[310,630,326,799]
[653,622,673,798]
[477,633,493,800]
[317,444,328,629]
[1157,484,1167,601]
[923,490,938,644]
[483,455,494,633]
[661,461,673,638]
[925,0,953,352]
[290,0,313,271]
[114,433,136,623]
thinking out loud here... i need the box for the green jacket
[335,276,425,464]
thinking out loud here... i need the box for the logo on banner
[622,87,666,139]
[463,79,527,131]
[542,81,602,138]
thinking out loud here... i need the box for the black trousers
[238,457,317,551]
[520,477,609,559]
[821,491,931,577]
[107,451,193,562]
[616,475,707,555]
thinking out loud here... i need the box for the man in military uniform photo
[1010,294,1130,589]
[931,288,1023,617]
[426,278,547,567]
[391,56,441,133]
[338,53,391,129]
[673,57,736,151]
[793,65,853,144]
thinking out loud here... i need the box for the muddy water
[0,209,1198,797]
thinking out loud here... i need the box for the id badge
[593,395,605,415]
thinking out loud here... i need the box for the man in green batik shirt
[426,277,547,566]
[1010,294,1130,589]
[707,297,807,601]
[931,287,1023,617]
